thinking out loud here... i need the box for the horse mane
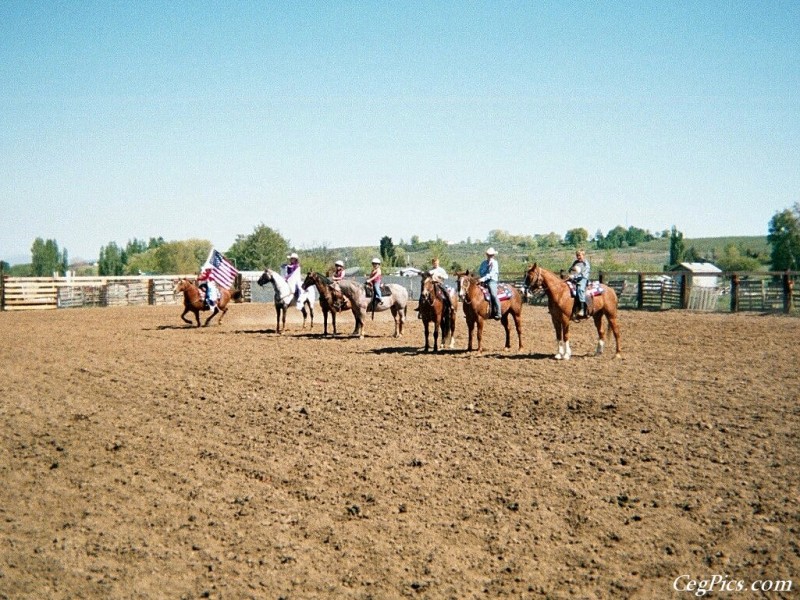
[316,272,332,285]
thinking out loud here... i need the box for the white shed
[672,262,722,288]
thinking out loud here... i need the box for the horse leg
[466,315,475,351]
[180,308,194,326]
[551,313,564,359]
[510,309,523,351]
[203,307,218,327]
[217,306,227,325]
[423,319,431,352]
[594,313,606,356]
[434,319,441,352]
[307,301,314,330]
[500,312,511,351]
[562,319,572,360]
[608,312,622,358]
[476,317,485,353]
[448,307,457,349]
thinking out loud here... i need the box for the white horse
[337,279,409,339]
[257,268,316,334]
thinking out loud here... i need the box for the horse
[456,272,524,353]
[257,268,316,334]
[418,272,458,352]
[327,278,407,339]
[524,263,621,360]
[301,271,353,337]
[174,278,237,327]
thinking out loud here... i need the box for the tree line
[3,206,799,277]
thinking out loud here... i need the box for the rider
[478,247,501,320]
[329,259,348,311]
[284,252,302,306]
[198,278,219,310]
[568,248,591,318]
[418,257,450,318]
[331,260,346,282]
[366,258,383,309]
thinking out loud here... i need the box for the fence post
[0,262,4,311]
[784,272,794,314]
[680,273,689,309]
[730,273,739,313]
[599,270,605,284]
[637,273,644,310]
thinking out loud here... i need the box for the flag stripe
[197,249,238,289]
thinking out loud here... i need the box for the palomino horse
[329,278,406,339]
[457,272,523,352]
[174,278,236,327]
[257,268,316,334]
[301,272,353,337]
[418,272,458,352]
[524,263,621,360]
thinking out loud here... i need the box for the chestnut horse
[302,272,356,337]
[457,272,523,352]
[418,272,458,352]
[257,268,315,334]
[174,278,236,327]
[524,263,621,360]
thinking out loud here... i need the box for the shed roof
[673,262,723,274]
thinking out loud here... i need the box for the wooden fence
[0,271,796,314]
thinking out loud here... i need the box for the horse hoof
[554,354,563,360]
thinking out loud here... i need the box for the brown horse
[524,263,621,359]
[301,272,352,336]
[418,272,458,352]
[457,272,523,352]
[174,278,236,327]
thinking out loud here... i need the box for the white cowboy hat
[287,252,299,260]
[372,257,381,264]
[334,260,344,267]
[485,247,497,255]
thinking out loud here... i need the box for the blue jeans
[486,280,500,316]
[576,278,587,303]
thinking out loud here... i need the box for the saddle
[479,283,513,302]
[364,284,392,298]
[566,280,603,298]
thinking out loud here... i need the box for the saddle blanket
[481,283,514,302]
[567,281,603,297]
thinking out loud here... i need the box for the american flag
[197,249,238,290]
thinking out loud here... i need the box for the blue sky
[1,1,797,263]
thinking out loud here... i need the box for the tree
[669,226,686,267]
[715,244,762,272]
[31,238,67,276]
[380,236,396,267]
[226,224,289,270]
[768,204,800,271]
[98,242,125,276]
[625,226,652,247]
[565,228,589,248]
[152,240,212,274]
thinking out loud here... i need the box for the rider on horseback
[198,279,219,310]
[366,258,383,310]
[329,260,349,311]
[478,248,501,320]
[417,257,450,318]
[568,249,590,318]
[284,252,303,307]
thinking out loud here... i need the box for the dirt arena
[1,301,798,599]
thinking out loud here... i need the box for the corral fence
[1,269,797,315]
[515,270,798,315]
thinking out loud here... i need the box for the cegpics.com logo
[674,574,793,596]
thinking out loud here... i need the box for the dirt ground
[1,301,798,599]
